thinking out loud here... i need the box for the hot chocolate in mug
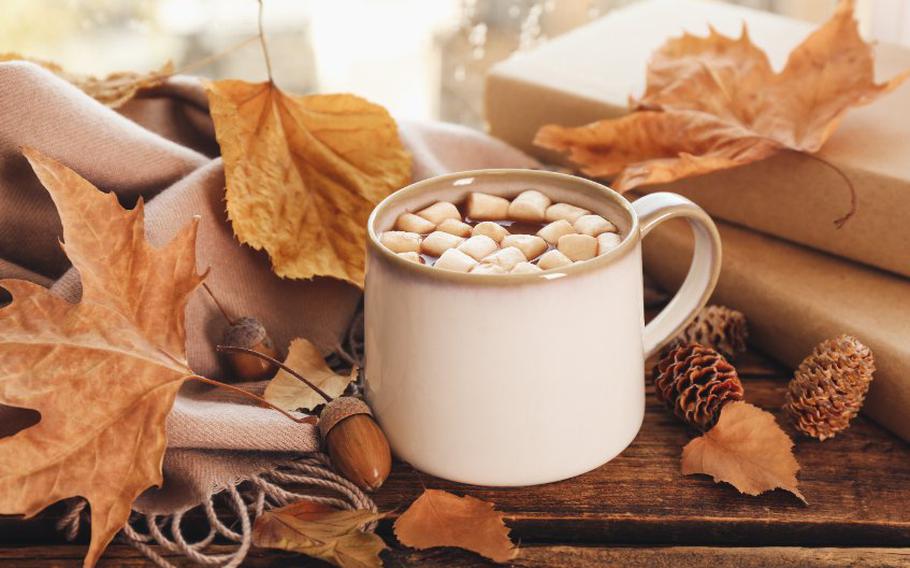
[364,169,721,486]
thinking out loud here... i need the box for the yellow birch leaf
[264,337,356,411]
[682,401,807,503]
[205,80,412,287]
[253,499,386,568]
[394,489,518,563]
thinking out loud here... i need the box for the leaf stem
[201,282,236,326]
[257,0,274,83]
[174,35,260,77]
[189,375,317,425]
[792,150,857,229]
[216,345,333,403]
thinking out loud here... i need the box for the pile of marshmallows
[379,190,622,275]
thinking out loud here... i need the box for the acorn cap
[222,316,272,349]
[319,396,372,439]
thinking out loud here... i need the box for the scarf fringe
[57,453,377,567]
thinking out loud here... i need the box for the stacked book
[485,0,910,442]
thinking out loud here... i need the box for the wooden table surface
[2,349,909,567]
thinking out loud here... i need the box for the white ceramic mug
[365,169,721,486]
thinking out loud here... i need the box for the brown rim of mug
[366,168,641,286]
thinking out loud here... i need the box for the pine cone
[674,305,748,358]
[652,343,745,430]
[786,335,875,441]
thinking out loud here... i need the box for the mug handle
[633,192,723,359]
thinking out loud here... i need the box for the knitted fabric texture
[0,62,539,566]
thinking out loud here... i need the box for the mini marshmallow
[472,221,509,242]
[508,190,551,222]
[416,201,461,225]
[546,202,591,223]
[558,233,598,261]
[537,219,575,245]
[470,262,507,275]
[597,232,622,255]
[511,261,543,274]
[500,234,548,260]
[457,235,499,261]
[437,218,473,238]
[434,248,477,272]
[574,214,617,237]
[421,231,465,257]
[396,251,424,264]
[537,249,572,270]
[481,246,527,271]
[466,192,510,220]
[380,231,421,253]
[395,212,436,234]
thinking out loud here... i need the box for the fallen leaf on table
[682,401,806,503]
[394,489,518,563]
[264,337,356,411]
[0,54,172,108]
[0,148,204,567]
[535,0,909,191]
[205,80,412,287]
[252,499,386,568]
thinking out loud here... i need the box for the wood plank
[0,544,908,567]
[370,372,910,547]
[2,352,908,551]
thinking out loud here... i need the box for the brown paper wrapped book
[486,0,910,278]
[641,212,910,442]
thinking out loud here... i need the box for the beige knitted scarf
[0,62,538,566]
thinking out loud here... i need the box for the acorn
[221,317,279,381]
[319,397,391,491]
[215,344,392,492]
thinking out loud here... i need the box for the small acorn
[215,344,392,492]
[221,317,279,381]
[319,397,392,491]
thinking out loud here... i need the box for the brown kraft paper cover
[485,0,910,277]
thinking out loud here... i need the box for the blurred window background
[3,0,909,129]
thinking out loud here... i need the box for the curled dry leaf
[0,54,172,108]
[264,337,356,411]
[393,489,518,563]
[682,401,806,503]
[205,80,412,287]
[252,499,386,568]
[535,0,909,191]
[0,148,205,567]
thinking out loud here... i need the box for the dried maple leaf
[535,0,909,192]
[393,489,518,563]
[205,80,412,287]
[0,148,204,567]
[0,54,172,108]
[264,337,356,411]
[682,401,806,503]
[252,499,386,568]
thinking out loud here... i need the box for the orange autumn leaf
[205,80,412,287]
[252,499,386,568]
[0,148,204,567]
[682,401,806,503]
[393,489,518,563]
[535,0,909,192]
[0,54,172,108]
